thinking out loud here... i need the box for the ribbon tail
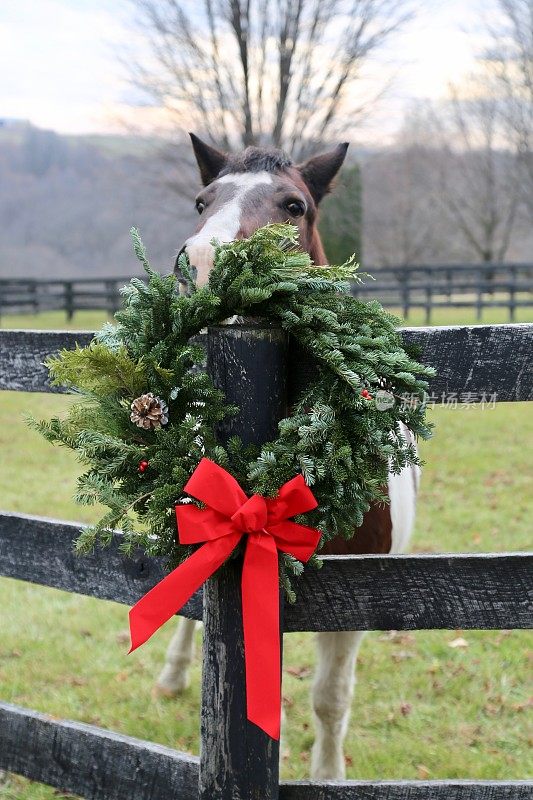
[129,532,240,653]
[242,533,281,740]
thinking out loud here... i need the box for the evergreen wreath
[31,224,433,599]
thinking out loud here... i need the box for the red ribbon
[128,457,320,740]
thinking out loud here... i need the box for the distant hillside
[1,125,531,280]
[0,126,197,279]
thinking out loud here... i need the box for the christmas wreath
[31,224,433,598]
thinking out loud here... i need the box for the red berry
[138,459,149,473]
[361,389,372,399]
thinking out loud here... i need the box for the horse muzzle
[175,242,215,289]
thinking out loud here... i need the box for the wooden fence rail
[353,262,533,322]
[0,277,125,320]
[1,703,531,800]
[0,323,532,401]
[0,321,532,799]
[1,262,532,322]
[1,512,531,632]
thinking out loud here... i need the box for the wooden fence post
[105,280,117,315]
[29,280,38,314]
[509,266,517,322]
[401,270,411,319]
[199,322,287,800]
[64,281,74,321]
[476,267,484,321]
[424,268,432,324]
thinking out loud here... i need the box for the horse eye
[284,199,305,217]
[196,200,206,214]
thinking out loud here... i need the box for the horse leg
[309,446,419,779]
[310,630,366,780]
[154,618,197,697]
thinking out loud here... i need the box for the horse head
[176,134,349,288]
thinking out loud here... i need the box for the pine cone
[130,393,169,430]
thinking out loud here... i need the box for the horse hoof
[310,747,346,781]
[152,684,179,699]
[153,672,190,698]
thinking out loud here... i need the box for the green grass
[0,309,532,798]
[1,303,530,332]
[393,304,532,326]
[0,310,112,331]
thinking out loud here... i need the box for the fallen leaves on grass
[492,630,512,646]
[378,631,416,646]
[448,636,469,649]
[286,665,312,679]
[1,649,22,659]
[68,676,88,687]
[282,694,294,707]
[510,697,533,712]
[392,649,414,662]
[457,722,482,747]
[484,470,514,487]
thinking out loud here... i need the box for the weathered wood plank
[207,322,288,446]
[0,329,93,392]
[1,512,531,632]
[289,551,533,632]
[2,703,531,800]
[400,324,532,402]
[0,511,202,621]
[1,324,531,400]
[200,558,283,799]
[279,780,533,799]
[0,702,199,800]
[199,325,284,799]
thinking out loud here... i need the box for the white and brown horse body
[158,134,419,779]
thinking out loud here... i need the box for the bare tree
[362,106,450,266]
[363,145,442,266]
[430,89,521,263]
[362,97,527,267]
[485,0,533,216]
[127,0,414,156]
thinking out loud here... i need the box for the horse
[155,133,419,780]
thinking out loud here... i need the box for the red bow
[129,458,320,739]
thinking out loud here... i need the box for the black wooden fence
[1,263,532,322]
[352,262,533,322]
[0,277,125,320]
[0,321,532,799]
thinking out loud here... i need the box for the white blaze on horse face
[184,172,273,286]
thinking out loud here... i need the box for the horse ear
[189,133,228,185]
[297,143,349,204]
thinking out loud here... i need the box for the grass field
[1,308,532,798]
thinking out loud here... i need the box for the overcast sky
[0,0,499,143]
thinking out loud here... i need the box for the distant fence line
[1,263,532,322]
[354,262,533,322]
